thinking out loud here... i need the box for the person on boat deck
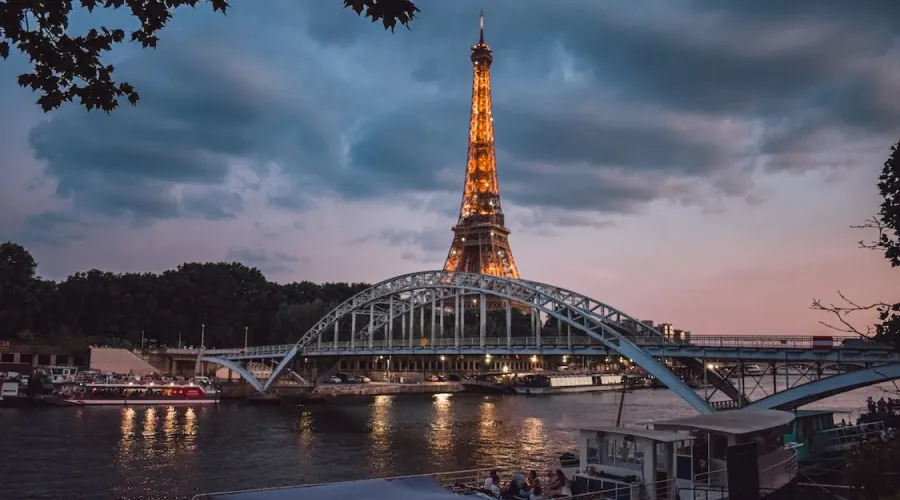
[527,470,541,492]
[484,470,501,494]
[546,469,570,497]
[529,485,545,500]
[501,472,527,499]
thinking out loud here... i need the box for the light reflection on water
[428,393,453,461]
[0,380,892,500]
[367,395,393,475]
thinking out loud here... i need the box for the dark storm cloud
[18,0,900,235]
[27,20,338,223]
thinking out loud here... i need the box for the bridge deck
[194,335,899,363]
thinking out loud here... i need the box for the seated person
[547,469,570,497]
[530,486,545,500]
[483,470,501,496]
[527,470,541,492]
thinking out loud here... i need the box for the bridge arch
[203,356,265,393]
[258,271,713,414]
[746,363,900,410]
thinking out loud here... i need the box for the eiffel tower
[442,13,521,282]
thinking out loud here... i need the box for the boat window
[710,434,728,460]
[603,438,642,469]
[586,434,600,464]
[675,440,692,480]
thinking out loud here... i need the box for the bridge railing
[196,334,887,357]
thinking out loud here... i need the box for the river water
[1,379,892,500]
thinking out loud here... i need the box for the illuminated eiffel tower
[442,13,520,282]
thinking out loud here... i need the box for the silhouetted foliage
[0,241,370,348]
[0,0,419,113]
[812,141,900,349]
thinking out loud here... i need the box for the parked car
[323,375,342,384]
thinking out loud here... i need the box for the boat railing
[692,466,727,488]
[758,446,798,490]
[812,420,885,450]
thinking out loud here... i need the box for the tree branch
[810,290,892,337]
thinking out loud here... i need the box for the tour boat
[62,381,219,406]
[512,373,625,395]
[191,409,799,500]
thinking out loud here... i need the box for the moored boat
[61,381,219,406]
[512,373,624,395]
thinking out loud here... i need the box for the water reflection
[183,407,198,454]
[520,417,547,465]
[163,406,177,451]
[368,395,393,474]
[142,407,158,452]
[297,411,314,447]
[428,393,453,461]
[476,398,504,466]
[118,407,136,461]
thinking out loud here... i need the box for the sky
[0,0,897,336]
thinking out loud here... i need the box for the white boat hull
[65,399,219,406]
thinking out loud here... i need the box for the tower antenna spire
[479,10,484,43]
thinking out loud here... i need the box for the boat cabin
[574,426,692,500]
[46,365,79,384]
[650,409,797,495]
[785,409,884,460]
[571,409,798,500]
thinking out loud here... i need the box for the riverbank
[221,381,464,400]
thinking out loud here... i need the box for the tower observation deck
[442,13,521,281]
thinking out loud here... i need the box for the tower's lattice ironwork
[443,13,520,280]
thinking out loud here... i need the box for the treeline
[0,241,549,351]
[0,241,370,350]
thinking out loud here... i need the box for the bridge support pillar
[350,312,357,349]
[439,297,444,343]
[479,293,486,348]
[409,296,415,349]
[368,303,374,349]
[419,300,425,346]
[333,320,338,347]
[505,300,512,348]
[430,293,436,341]
[388,295,394,347]
[566,307,572,348]
[454,291,460,348]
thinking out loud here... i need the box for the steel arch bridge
[204,271,765,414]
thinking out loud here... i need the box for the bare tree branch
[810,291,893,338]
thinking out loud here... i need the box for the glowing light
[502,365,509,373]
[530,355,538,363]
[439,355,446,361]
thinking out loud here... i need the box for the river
[0,380,891,500]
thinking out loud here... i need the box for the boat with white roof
[60,380,219,405]
[192,408,798,500]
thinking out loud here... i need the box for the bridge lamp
[530,355,538,363]
[439,355,446,361]
[502,365,509,373]
[562,355,568,363]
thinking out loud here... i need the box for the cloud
[226,247,310,276]
[6,0,900,247]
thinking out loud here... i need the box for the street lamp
[200,324,206,349]
[244,326,249,350]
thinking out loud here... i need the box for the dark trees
[0,0,419,113]
[0,241,371,348]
